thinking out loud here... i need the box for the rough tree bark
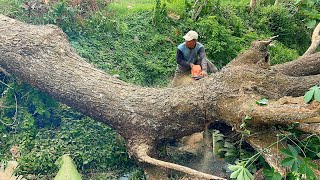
[1,15,320,179]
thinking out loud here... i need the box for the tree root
[134,144,226,180]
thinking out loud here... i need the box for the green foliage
[228,162,254,180]
[240,115,252,135]
[54,155,82,180]
[219,141,238,161]
[263,167,282,180]
[256,98,268,106]
[211,130,224,156]
[153,0,168,26]
[71,10,178,86]
[299,135,320,159]
[303,85,320,103]
[0,0,21,15]
[281,144,301,171]
[194,16,245,68]
[0,77,132,177]
[269,42,299,65]
[17,116,132,175]
[299,158,318,180]
[252,5,311,54]
[43,1,79,34]
[281,144,318,180]
[294,0,320,29]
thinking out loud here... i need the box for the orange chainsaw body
[191,65,202,80]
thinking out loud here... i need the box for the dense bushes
[0,78,133,178]
[18,116,132,175]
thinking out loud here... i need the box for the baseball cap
[183,31,198,41]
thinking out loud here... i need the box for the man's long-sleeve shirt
[176,42,208,72]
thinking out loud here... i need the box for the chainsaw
[191,65,203,80]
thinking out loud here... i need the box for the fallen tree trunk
[0,15,320,179]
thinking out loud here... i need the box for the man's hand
[199,71,207,77]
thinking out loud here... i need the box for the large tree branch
[272,53,320,76]
[217,95,320,130]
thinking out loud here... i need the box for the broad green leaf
[280,148,293,157]
[304,89,314,103]
[224,142,235,148]
[230,168,242,178]
[263,168,282,180]
[317,152,320,158]
[240,123,246,129]
[225,151,237,157]
[281,157,295,167]
[237,169,245,180]
[256,98,268,106]
[229,164,253,180]
[299,158,318,179]
[292,159,299,172]
[229,165,242,171]
[288,144,299,157]
[303,157,318,170]
[244,115,252,121]
[244,168,254,179]
[306,20,317,29]
[314,87,320,102]
[54,155,82,180]
[310,86,319,91]
[305,167,317,180]
[294,0,302,5]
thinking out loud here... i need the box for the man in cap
[171,30,218,87]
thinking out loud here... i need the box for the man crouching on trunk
[171,30,218,87]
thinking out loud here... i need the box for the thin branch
[303,23,320,56]
[135,144,226,180]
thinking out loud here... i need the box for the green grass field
[107,0,186,16]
